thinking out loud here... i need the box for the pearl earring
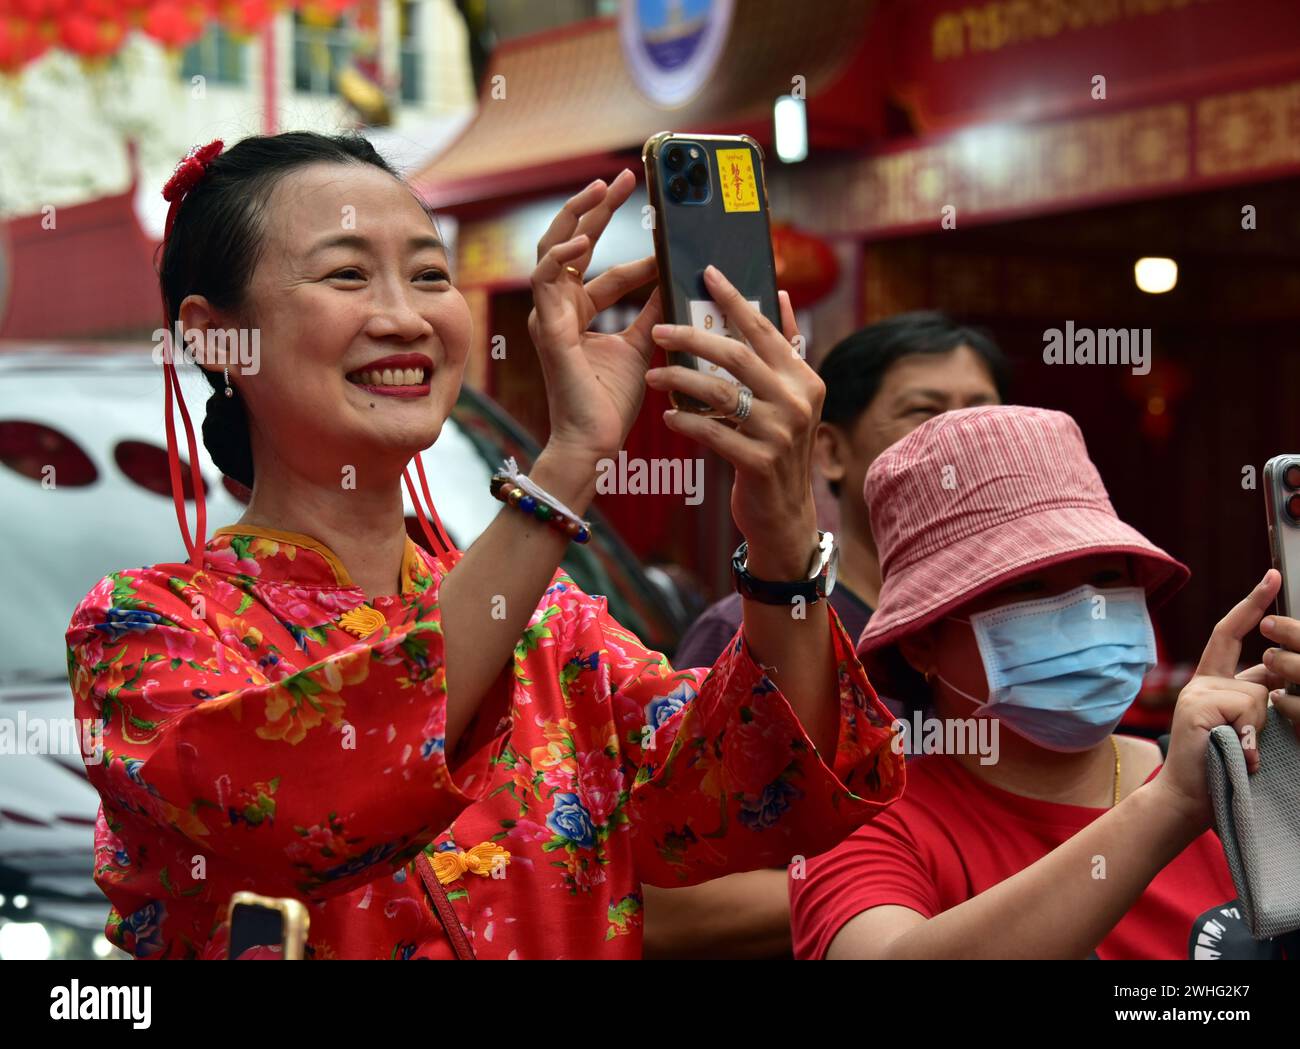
[224,366,233,398]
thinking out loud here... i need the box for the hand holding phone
[1263,455,1300,696]
[642,132,782,416]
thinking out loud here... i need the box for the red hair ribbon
[405,455,457,570]
[158,138,457,574]
[159,139,223,572]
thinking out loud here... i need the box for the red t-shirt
[790,750,1294,960]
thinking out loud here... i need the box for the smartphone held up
[1264,455,1300,696]
[642,132,781,417]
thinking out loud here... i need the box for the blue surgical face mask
[934,584,1157,753]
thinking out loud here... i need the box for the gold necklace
[1110,735,1121,807]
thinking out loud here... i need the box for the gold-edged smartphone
[227,891,309,960]
[642,132,781,416]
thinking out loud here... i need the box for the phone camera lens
[1289,493,1300,520]
[665,147,685,171]
[687,162,709,188]
[668,175,688,201]
[1285,464,1300,489]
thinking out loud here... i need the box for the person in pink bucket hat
[789,405,1300,959]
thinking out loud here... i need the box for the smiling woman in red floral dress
[64,132,904,959]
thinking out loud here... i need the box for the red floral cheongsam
[65,525,904,959]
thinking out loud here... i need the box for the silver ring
[731,385,753,421]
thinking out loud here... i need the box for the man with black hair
[672,311,1010,673]
[645,310,1010,960]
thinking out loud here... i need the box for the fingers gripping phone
[227,892,309,960]
[642,132,781,417]
[1263,455,1300,696]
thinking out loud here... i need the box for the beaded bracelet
[490,456,592,543]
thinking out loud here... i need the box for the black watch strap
[731,533,836,606]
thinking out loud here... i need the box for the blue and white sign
[620,0,734,107]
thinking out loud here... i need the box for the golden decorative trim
[788,75,1300,240]
[213,524,356,586]
[213,524,426,597]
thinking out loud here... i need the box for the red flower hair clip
[163,139,224,203]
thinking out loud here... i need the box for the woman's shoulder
[892,753,969,800]
[66,559,201,636]
[1118,733,1165,790]
[856,754,991,834]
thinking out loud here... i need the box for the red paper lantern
[10,0,75,20]
[219,0,278,38]
[0,13,52,72]
[119,0,155,26]
[771,221,840,309]
[58,5,127,58]
[0,0,342,71]
[1122,357,1190,443]
[77,0,124,17]
[142,0,212,50]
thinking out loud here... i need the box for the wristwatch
[732,531,839,605]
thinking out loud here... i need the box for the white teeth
[352,365,427,386]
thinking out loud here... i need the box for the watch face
[825,541,840,596]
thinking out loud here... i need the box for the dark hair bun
[200,381,254,489]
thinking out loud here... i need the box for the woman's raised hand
[645,268,823,577]
[1153,569,1300,830]
[527,170,662,464]
[527,181,822,574]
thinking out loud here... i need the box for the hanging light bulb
[774,95,808,164]
[1135,257,1177,294]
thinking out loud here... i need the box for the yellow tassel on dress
[431,842,512,885]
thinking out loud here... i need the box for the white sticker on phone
[688,298,760,387]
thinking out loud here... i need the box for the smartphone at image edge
[227,892,309,960]
[1263,454,1300,696]
[642,131,781,416]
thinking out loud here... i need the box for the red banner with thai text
[883,0,1300,132]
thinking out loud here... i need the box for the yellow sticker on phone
[716,148,760,213]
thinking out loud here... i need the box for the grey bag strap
[1206,705,1300,940]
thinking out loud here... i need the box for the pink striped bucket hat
[854,405,1189,661]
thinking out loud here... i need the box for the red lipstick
[346,353,433,398]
